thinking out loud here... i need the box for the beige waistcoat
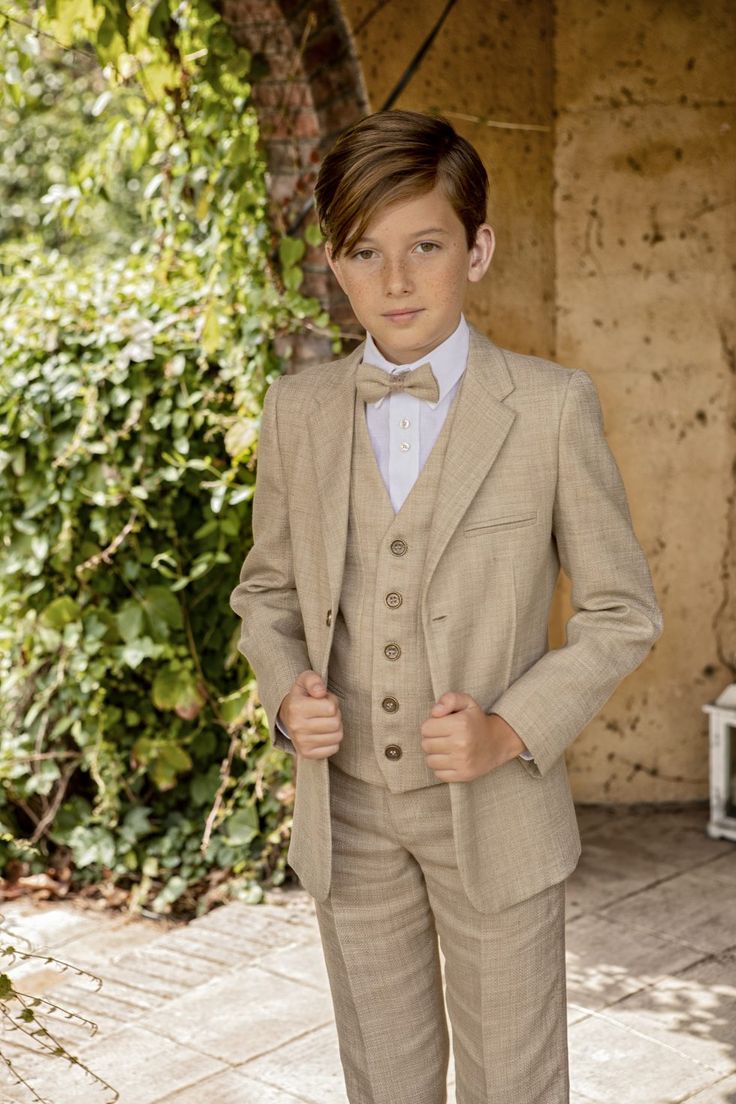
[327,383,462,792]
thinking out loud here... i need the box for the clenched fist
[277,670,344,759]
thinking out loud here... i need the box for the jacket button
[326,608,332,626]
[382,696,399,713]
[384,642,401,660]
[385,591,402,608]
[390,538,408,556]
[384,744,402,760]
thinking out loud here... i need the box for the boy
[229,109,663,1104]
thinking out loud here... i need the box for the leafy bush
[0,0,338,917]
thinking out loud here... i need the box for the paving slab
[134,962,335,1066]
[683,1074,736,1102]
[1,1022,227,1104]
[0,803,733,1104]
[581,807,735,874]
[565,910,707,1011]
[564,835,680,919]
[568,1010,720,1103]
[598,865,736,956]
[154,1068,311,1104]
[595,948,736,1078]
[254,935,335,992]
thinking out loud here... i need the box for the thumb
[431,692,456,714]
[300,670,327,697]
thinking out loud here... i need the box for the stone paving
[0,802,734,1104]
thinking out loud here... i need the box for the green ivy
[0,0,340,918]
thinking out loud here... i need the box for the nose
[383,255,413,297]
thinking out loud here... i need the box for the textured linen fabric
[314,759,569,1104]
[229,321,663,912]
[274,313,535,761]
[320,380,460,789]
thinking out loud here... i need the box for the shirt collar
[362,313,469,410]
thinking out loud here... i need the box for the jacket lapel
[307,341,365,602]
[307,323,517,610]
[420,324,517,606]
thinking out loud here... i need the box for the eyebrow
[354,227,450,244]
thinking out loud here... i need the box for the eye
[415,241,440,254]
[351,248,375,260]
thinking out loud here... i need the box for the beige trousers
[311,759,570,1104]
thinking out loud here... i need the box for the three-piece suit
[229,317,664,1103]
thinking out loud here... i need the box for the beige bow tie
[355,359,440,404]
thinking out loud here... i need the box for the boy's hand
[420,692,528,782]
[277,670,344,759]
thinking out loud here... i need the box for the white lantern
[703,682,736,842]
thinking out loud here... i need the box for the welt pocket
[463,510,538,536]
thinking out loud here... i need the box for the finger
[300,691,341,717]
[300,670,328,697]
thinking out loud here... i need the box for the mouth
[383,308,424,319]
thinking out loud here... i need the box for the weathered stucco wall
[336,0,735,803]
[341,0,556,358]
[553,0,736,801]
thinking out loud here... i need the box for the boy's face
[324,183,495,365]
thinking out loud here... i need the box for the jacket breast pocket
[463,509,538,537]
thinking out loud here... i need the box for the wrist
[487,711,528,763]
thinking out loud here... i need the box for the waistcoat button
[384,744,402,760]
[385,591,403,608]
[326,608,332,626]
[390,538,408,556]
[381,696,399,713]
[384,642,401,660]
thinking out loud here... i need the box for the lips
[383,309,423,318]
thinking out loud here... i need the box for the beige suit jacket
[229,322,664,913]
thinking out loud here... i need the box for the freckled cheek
[423,266,466,302]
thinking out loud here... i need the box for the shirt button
[399,441,410,451]
[390,538,407,556]
[384,642,401,660]
[384,744,403,760]
[382,696,399,713]
[385,591,403,608]
[399,418,410,428]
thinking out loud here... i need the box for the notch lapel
[307,341,365,604]
[307,324,517,612]
[419,324,517,606]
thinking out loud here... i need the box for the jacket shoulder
[495,344,581,395]
[272,345,361,401]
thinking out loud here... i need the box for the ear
[467,224,495,284]
[324,241,346,292]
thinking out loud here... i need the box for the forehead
[354,185,463,243]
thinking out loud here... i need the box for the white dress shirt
[274,312,534,761]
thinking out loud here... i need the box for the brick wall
[223,0,370,366]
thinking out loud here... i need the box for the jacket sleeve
[229,375,308,756]
[489,368,664,779]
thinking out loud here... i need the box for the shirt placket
[388,385,421,512]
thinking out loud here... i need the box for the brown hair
[313,109,489,259]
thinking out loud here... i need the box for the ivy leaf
[201,301,221,356]
[116,600,144,643]
[278,236,305,269]
[283,265,303,292]
[41,596,81,629]
[147,0,172,42]
[151,745,192,790]
[152,667,205,719]
[304,222,323,247]
[221,805,258,846]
